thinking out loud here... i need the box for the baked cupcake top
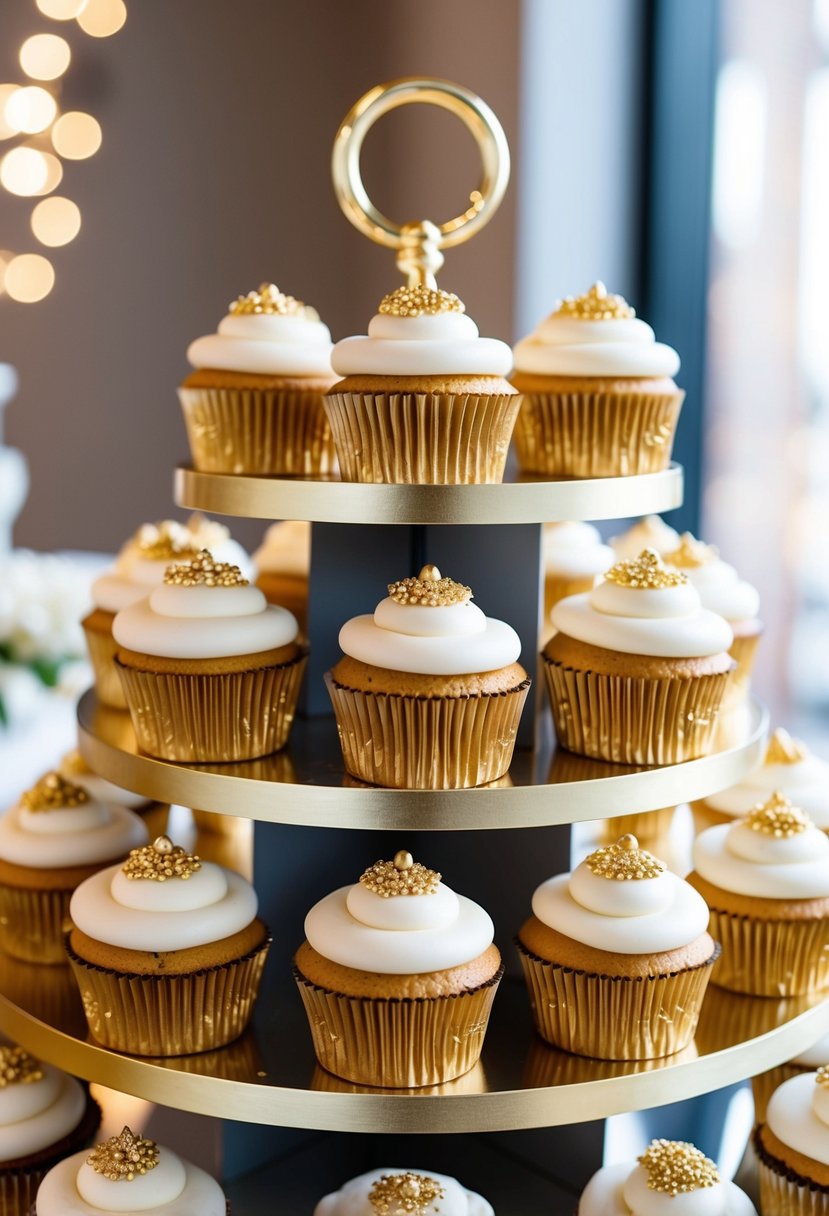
[70,835,258,951]
[112,550,298,659]
[338,564,521,675]
[513,282,680,379]
[331,285,512,377]
[304,849,494,974]
[531,834,709,955]
[0,771,147,870]
[792,1031,829,1068]
[610,515,681,560]
[59,750,149,812]
[544,521,614,581]
[701,728,829,825]
[36,1125,227,1214]
[253,520,310,577]
[664,533,760,623]
[578,1138,757,1215]
[186,282,333,377]
[550,549,734,658]
[0,1045,86,1163]
[315,1168,494,1216]
[766,1070,829,1169]
[693,793,829,900]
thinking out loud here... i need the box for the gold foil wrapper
[755,1126,829,1215]
[728,629,763,689]
[116,648,307,763]
[523,1034,698,1089]
[752,1064,807,1125]
[294,964,503,1088]
[517,939,717,1061]
[599,807,676,845]
[326,673,530,789]
[707,906,829,997]
[324,389,521,483]
[81,614,126,709]
[0,884,72,965]
[542,653,732,764]
[66,934,270,1057]
[512,387,684,477]
[178,384,337,476]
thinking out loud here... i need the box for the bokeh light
[36,0,88,17]
[76,0,126,38]
[4,253,55,302]
[31,196,81,246]
[51,110,101,159]
[0,250,14,298]
[20,34,72,81]
[31,149,63,195]
[0,86,21,140]
[5,86,58,135]
[1,146,48,195]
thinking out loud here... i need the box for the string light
[4,253,55,302]
[20,34,71,81]
[31,196,80,245]
[5,86,58,135]
[76,0,126,37]
[51,111,100,158]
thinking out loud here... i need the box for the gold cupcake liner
[544,574,596,620]
[326,673,530,789]
[755,1125,829,1214]
[752,1063,808,1125]
[512,387,684,478]
[294,963,503,1088]
[0,884,72,965]
[81,615,126,709]
[324,389,521,483]
[66,933,270,1057]
[523,1033,699,1089]
[599,807,676,845]
[706,906,829,997]
[178,384,337,476]
[542,652,732,764]
[116,648,307,763]
[728,629,763,689]
[309,1059,487,1096]
[516,938,717,1061]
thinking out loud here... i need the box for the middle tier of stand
[77,691,769,830]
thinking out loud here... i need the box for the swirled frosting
[69,836,258,951]
[578,1152,757,1215]
[0,1050,86,1162]
[702,729,829,825]
[59,751,150,812]
[304,851,494,974]
[532,835,710,954]
[513,283,680,378]
[693,794,829,900]
[180,513,253,579]
[253,520,311,577]
[315,1168,494,1216]
[793,1031,829,1068]
[664,534,760,623]
[551,549,733,658]
[766,1071,829,1168]
[610,516,681,560]
[112,550,298,659]
[187,282,333,376]
[36,1144,226,1215]
[544,521,615,580]
[331,286,512,377]
[338,565,521,676]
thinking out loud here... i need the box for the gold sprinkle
[604,548,687,590]
[87,1127,159,1182]
[388,565,472,607]
[765,728,809,766]
[0,1046,43,1087]
[378,284,465,318]
[21,771,90,812]
[369,1172,446,1215]
[228,282,319,319]
[360,854,441,898]
[553,281,635,320]
[61,749,90,777]
[817,1066,829,1089]
[164,549,248,588]
[586,835,665,881]
[122,836,202,882]
[639,1140,720,1195]
[132,520,199,563]
[663,532,718,569]
[746,791,811,837]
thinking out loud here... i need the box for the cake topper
[639,1139,720,1195]
[369,1171,446,1215]
[0,1045,43,1087]
[746,791,810,838]
[663,532,718,569]
[586,834,665,881]
[604,548,687,590]
[87,1127,159,1181]
[229,283,319,320]
[765,727,809,766]
[360,850,441,897]
[122,835,202,882]
[553,282,635,321]
[21,771,90,811]
[388,565,472,607]
[163,549,248,588]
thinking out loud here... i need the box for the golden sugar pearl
[765,727,809,766]
[553,281,635,320]
[163,548,248,588]
[604,548,687,590]
[87,1127,159,1182]
[586,837,665,881]
[20,771,90,812]
[121,836,201,882]
[0,1046,43,1087]
[639,1139,719,1196]
[746,791,811,837]
[228,282,318,319]
[387,568,472,608]
[394,850,414,871]
[360,857,441,898]
[377,284,465,318]
[369,1172,446,1215]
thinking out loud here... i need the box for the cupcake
[180,512,254,578]
[66,834,270,1055]
[579,1138,757,1214]
[753,1031,829,1125]
[663,533,762,691]
[756,1069,829,1214]
[60,749,169,839]
[294,849,503,1087]
[113,549,306,762]
[35,1125,228,1214]
[688,792,829,996]
[179,282,337,476]
[315,1169,493,1216]
[511,282,683,478]
[0,771,147,963]
[543,549,735,764]
[692,728,829,834]
[542,521,614,628]
[253,520,311,635]
[325,284,518,483]
[0,1044,101,1216]
[610,514,681,559]
[327,564,530,788]
[517,833,716,1060]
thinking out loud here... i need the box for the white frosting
[513,314,680,378]
[37,1150,226,1215]
[183,515,253,579]
[70,862,258,952]
[304,882,494,974]
[693,821,829,900]
[314,1167,494,1216]
[767,1072,829,1168]
[551,581,733,658]
[611,517,681,559]
[702,748,829,826]
[112,582,298,660]
[544,522,615,581]
[253,520,310,577]
[0,1066,85,1162]
[0,797,147,869]
[676,559,760,624]
[793,1031,829,1068]
[91,572,152,615]
[577,1160,757,1215]
[187,309,333,377]
[59,754,150,812]
[331,310,512,377]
